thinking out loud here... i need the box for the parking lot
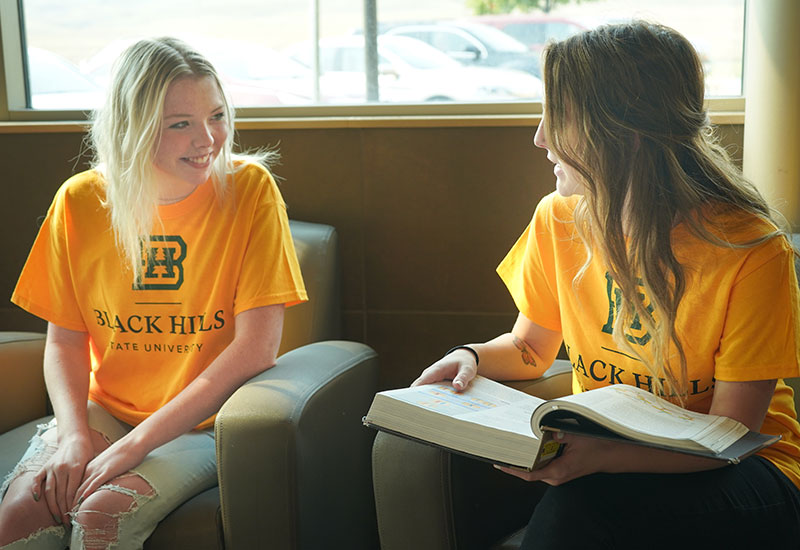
[21,0,745,108]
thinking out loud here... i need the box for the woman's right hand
[31,433,94,525]
[411,347,478,391]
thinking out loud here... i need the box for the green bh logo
[601,272,652,346]
[136,235,186,290]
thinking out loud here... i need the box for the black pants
[521,456,800,549]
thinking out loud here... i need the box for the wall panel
[0,123,745,388]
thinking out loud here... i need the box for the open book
[363,375,780,471]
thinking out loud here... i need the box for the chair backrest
[792,234,800,276]
[784,234,800,410]
[278,220,341,355]
[0,332,47,434]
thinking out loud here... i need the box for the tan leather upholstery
[371,361,571,550]
[0,220,380,550]
[0,332,47,435]
[217,340,379,549]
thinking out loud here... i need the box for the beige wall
[743,0,800,229]
[0,123,745,389]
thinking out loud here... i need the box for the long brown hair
[541,21,785,401]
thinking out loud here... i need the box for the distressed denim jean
[0,401,216,550]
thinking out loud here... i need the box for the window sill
[0,110,744,134]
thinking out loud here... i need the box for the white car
[27,48,105,110]
[384,21,542,78]
[287,34,542,104]
[80,36,313,107]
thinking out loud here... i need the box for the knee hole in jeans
[71,473,156,550]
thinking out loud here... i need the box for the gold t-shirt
[12,162,307,429]
[497,192,800,487]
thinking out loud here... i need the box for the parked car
[466,15,587,51]
[27,47,104,109]
[382,21,542,78]
[182,37,314,106]
[286,34,542,103]
[80,36,312,107]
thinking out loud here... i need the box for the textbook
[363,375,780,471]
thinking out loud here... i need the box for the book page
[389,376,545,438]
[536,385,747,453]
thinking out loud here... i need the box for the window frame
[0,1,745,130]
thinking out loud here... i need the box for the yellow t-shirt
[12,162,308,429]
[497,192,800,487]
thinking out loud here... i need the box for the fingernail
[32,491,40,502]
[556,431,565,440]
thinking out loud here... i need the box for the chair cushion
[492,528,526,550]
[0,417,50,485]
[145,488,223,550]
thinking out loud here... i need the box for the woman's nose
[533,118,547,149]
[193,124,214,147]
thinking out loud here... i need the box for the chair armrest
[372,431,457,550]
[0,332,47,435]
[215,340,379,550]
[503,359,572,400]
[373,434,546,550]
[371,360,572,550]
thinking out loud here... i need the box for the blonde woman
[414,22,800,548]
[0,37,306,549]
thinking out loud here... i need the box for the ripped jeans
[0,401,216,550]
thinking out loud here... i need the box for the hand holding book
[364,376,780,472]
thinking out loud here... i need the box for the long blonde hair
[541,21,786,401]
[89,37,274,284]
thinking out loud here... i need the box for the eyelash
[168,112,225,130]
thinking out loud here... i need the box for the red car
[465,15,587,51]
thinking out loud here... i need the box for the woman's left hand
[496,432,615,486]
[72,436,147,506]
[496,428,728,484]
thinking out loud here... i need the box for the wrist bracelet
[445,345,479,366]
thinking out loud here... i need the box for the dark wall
[0,123,744,389]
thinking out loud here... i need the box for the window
[503,21,586,45]
[2,0,745,119]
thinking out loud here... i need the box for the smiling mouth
[184,153,212,166]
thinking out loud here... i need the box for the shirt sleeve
[714,236,800,382]
[232,165,308,315]
[496,192,563,331]
[11,181,87,331]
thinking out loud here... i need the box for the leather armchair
[0,220,380,550]
[371,361,571,550]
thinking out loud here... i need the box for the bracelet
[445,345,479,366]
